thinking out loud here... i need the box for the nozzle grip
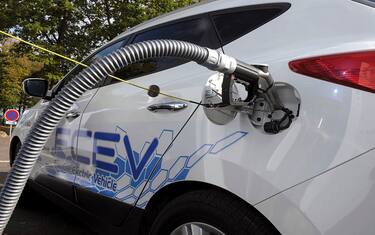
[234,60,262,83]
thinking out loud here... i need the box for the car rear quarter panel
[255,148,375,235]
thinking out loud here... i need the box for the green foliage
[0,0,196,109]
[0,41,44,109]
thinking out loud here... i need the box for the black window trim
[125,2,290,49]
[209,3,291,46]
[130,15,211,45]
[49,2,291,94]
[352,0,375,8]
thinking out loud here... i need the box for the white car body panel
[11,0,375,234]
[74,63,218,201]
[256,148,375,235]
[30,89,99,182]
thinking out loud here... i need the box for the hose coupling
[203,48,237,74]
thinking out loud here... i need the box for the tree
[0,0,197,111]
[0,40,43,111]
[0,0,196,83]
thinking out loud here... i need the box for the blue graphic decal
[55,128,71,159]
[54,126,248,208]
[135,131,248,208]
[112,129,248,208]
[93,132,120,173]
[75,130,92,165]
[124,135,159,180]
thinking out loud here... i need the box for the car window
[212,4,290,45]
[107,17,220,85]
[86,40,126,65]
[52,39,127,96]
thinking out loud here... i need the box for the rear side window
[133,18,218,46]
[108,17,220,85]
[212,4,291,45]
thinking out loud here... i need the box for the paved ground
[0,136,94,235]
[0,136,11,172]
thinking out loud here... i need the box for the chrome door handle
[66,111,80,120]
[147,101,188,112]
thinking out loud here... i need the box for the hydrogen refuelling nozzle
[0,40,300,233]
[202,49,300,133]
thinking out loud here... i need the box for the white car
[10,0,375,234]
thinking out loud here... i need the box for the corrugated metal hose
[0,39,245,233]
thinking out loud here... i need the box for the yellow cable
[0,30,200,105]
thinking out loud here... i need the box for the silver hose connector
[203,48,237,74]
[0,39,218,233]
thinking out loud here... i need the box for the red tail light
[289,51,375,93]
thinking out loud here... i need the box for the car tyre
[148,189,280,235]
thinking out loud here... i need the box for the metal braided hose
[0,39,238,233]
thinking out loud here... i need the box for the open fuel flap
[202,64,301,134]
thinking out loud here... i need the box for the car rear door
[73,15,222,225]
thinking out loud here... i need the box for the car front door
[73,16,222,224]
